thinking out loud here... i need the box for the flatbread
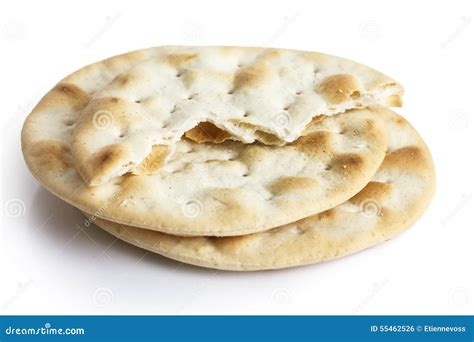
[85,107,435,270]
[22,47,393,237]
[69,46,403,186]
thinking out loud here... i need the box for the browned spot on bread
[107,72,142,91]
[329,153,364,175]
[101,50,147,70]
[181,70,233,91]
[209,233,258,252]
[73,96,131,135]
[315,208,336,221]
[255,130,284,145]
[238,145,267,166]
[231,121,256,131]
[291,131,332,156]
[163,53,197,68]
[185,122,232,144]
[57,84,82,97]
[317,74,361,104]
[365,118,375,130]
[134,145,169,175]
[219,46,243,55]
[206,188,259,230]
[233,63,269,91]
[99,149,113,163]
[114,74,130,86]
[353,118,381,142]
[306,114,326,128]
[382,147,427,172]
[29,140,72,172]
[301,51,331,65]
[349,181,394,205]
[93,96,125,106]
[270,176,319,196]
[259,48,282,61]
[374,207,398,230]
[86,144,128,185]
[393,116,407,125]
[35,83,91,113]
[181,70,197,86]
[383,94,403,107]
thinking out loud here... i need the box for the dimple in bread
[21,47,393,237]
[86,107,435,271]
[69,46,403,186]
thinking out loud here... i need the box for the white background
[1,0,473,315]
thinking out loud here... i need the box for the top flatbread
[88,107,436,271]
[21,47,392,237]
[69,46,403,185]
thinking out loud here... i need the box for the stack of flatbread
[21,46,435,271]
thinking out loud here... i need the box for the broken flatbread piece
[69,46,403,186]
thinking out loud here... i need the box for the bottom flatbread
[86,107,435,271]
